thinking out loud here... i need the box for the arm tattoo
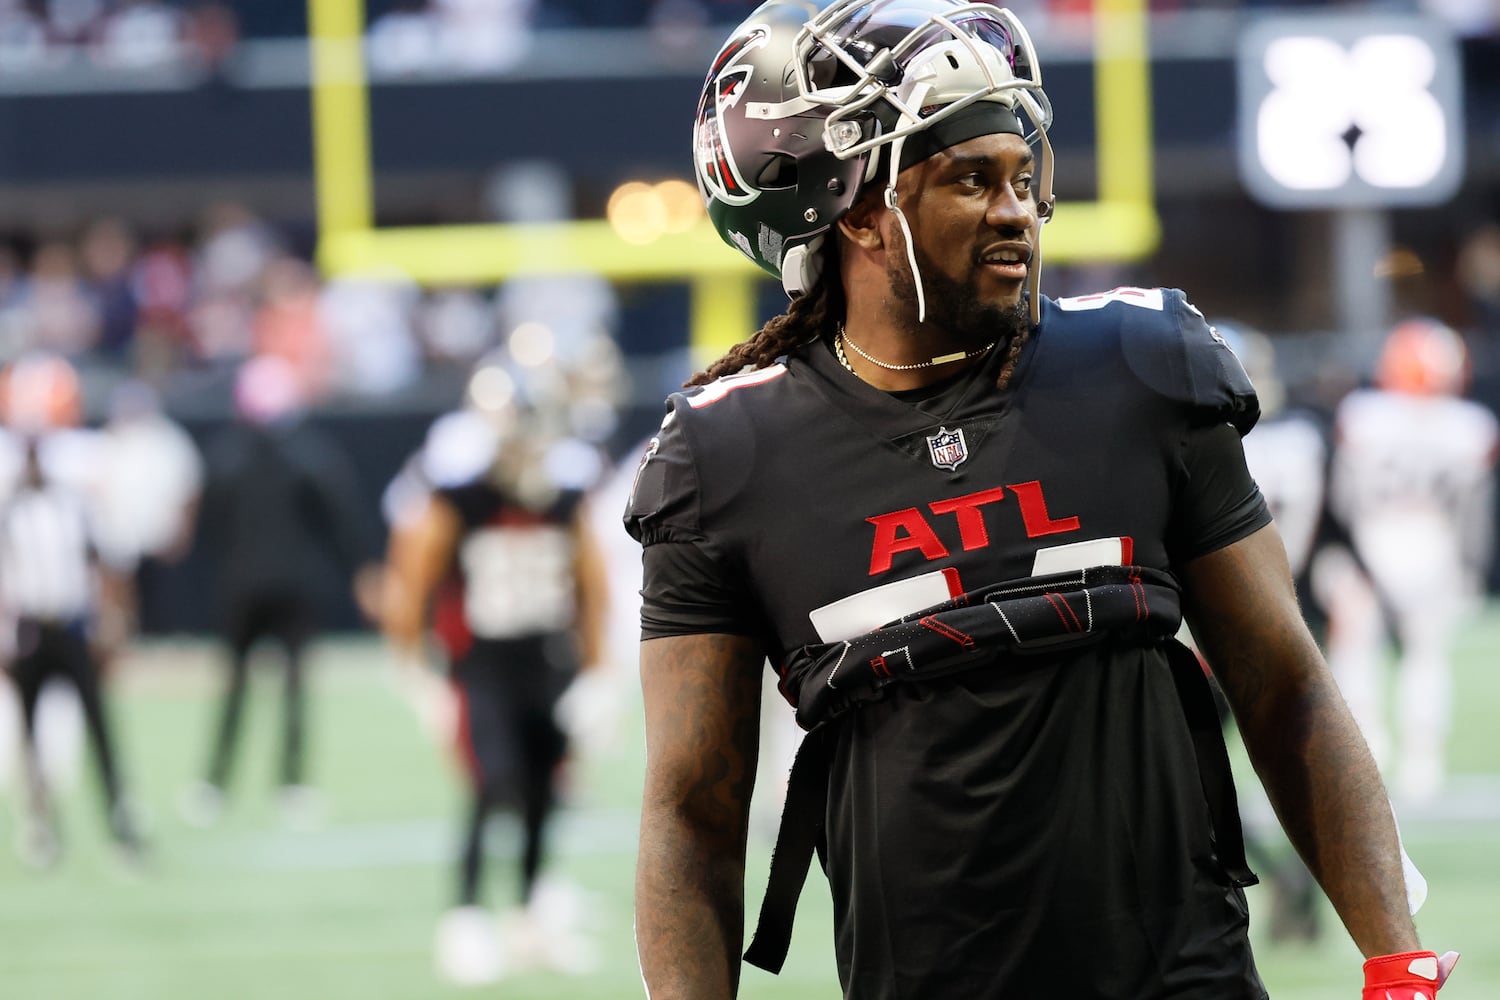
[649,633,763,837]
[637,632,767,998]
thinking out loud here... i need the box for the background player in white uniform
[1227,326,1328,587]
[1322,318,1499,803]
[1219,324,1331,941]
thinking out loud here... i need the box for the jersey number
[460,525,575,638]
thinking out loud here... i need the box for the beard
[886,235,1030,353]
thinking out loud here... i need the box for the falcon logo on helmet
[695,25,770,210]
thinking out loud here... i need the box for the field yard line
[180,806,640,872]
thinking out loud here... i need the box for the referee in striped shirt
[2,436,144,867]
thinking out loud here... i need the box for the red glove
[1363,950,1460,1000]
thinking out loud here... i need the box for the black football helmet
[693,0,1054,312]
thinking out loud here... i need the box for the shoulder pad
[622,399,703,546]
[625,363,798,543]
[1098,288,1260,435]
[679,363,789,410]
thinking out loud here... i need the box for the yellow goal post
[308,0,1158,368]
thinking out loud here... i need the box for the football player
[628,3,1458,998]
[1322,318,1498,804]
[380,350,612,985]
[1216,323,1331,942]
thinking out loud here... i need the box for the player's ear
[837,187,885,251]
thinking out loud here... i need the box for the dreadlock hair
[685,238,1035,390]
[686,241,847,387]
[994,314,1031,391]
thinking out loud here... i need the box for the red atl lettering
[928,486,1006,551]
[1007,480,1081,537]
[866,507,950,575]
[866,481,1081,576]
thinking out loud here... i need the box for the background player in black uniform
[381,355,611,985]
[628,3,1458,999]
[180,354,376,829]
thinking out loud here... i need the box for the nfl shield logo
[926,426,968,471]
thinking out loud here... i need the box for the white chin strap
[1029,124,1055,328]
[882,122,1057,329]
[884,132,929,323]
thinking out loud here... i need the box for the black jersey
[626,289,1273,1000]
[432,478,585,662]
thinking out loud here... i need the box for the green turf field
[0,610,1495,1000]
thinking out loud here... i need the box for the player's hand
[1363,950,1460,999]
[554,667,619,758]
[393,653,458,745]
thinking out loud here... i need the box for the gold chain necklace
[836,325,996,373]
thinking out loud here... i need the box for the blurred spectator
[0,244,33,358]
[1319,317,1500,804]
[532,0,763,29]
[432,0,533,73]
[195,201,278,300]
[189,203,280,364]
[319,274,422,397]
[179,354,377,830]
[417,286,496,365]
[45,0,105,46]
[93,0,184,69]
[252,254,333,397]
[368,0,439,76]
[182,0,238,78]
[80,218,140,360]
[130,236,195,380]
[0,183,648,425]
[28,240,101,358]
[532,0,662,29]
[0,0,49,71]
[1458,223,1500,332]
[187,287,254,365]
[368,0,533,76]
